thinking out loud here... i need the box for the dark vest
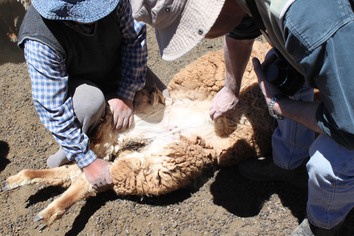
[18,6,123,94]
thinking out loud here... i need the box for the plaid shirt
[23,0,147,168]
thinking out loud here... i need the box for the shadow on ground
[0,141,10,172]
[210,164,307,219]
[210,164,354,235]
[0,2,26,65]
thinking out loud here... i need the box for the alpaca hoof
[1,181,12,192]
[34,214,43,222]
[38,223,47,231]
[34,214,48,230]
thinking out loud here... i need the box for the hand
[209,86,239,120]
[107,98,134,131]
[263,48,279,68]
[83,159,113,190]
[252,57,282,104]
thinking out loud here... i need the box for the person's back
[18,5,124,93]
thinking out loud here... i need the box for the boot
[291,219,314,236]
[292,218,345,236]
[238,157,308,188]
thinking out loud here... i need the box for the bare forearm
[252,55,322,134]
[209,37,254,120]
[275,98,323,134]
[223,36,254,95]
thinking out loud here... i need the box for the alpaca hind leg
[2,165,81,192]
[34,173,96,226]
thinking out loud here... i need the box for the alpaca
[2,41,274,226]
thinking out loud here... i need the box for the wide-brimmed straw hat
[31,0,120,23]
[132,0,225,61]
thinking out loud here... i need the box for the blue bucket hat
[31,0,120,23]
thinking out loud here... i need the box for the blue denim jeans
[272,83,315,169]
[307,134,354,229]
[277,0,354,229]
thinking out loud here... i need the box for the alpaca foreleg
[34,173,96,226]
[2,165,81,192]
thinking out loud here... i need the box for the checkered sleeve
[115,0,148,101]
[23,40,96,168]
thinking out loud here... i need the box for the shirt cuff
[74,149,97,168]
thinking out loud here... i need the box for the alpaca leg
[2,165,81,191]
[34,174,96,226]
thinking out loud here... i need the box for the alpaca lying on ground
[2,41,274,226]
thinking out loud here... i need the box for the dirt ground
[0,2,353,236]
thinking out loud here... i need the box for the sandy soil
[0,2,353,236]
